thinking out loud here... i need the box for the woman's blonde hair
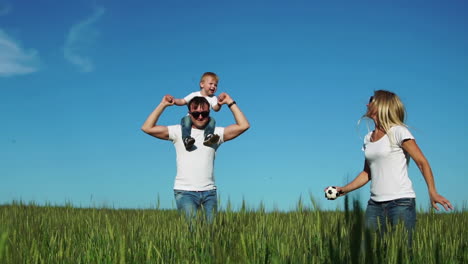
[367,90,407,133]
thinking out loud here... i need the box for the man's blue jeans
[174,189,217,224]
[365,198,416,243]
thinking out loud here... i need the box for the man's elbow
[141,126,151,134]
[241,123,250,133]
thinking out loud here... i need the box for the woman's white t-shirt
[363,125,416,202]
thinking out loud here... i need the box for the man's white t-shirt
[363,125,416,202]
[184,91,218,109]
[168,125,224,191]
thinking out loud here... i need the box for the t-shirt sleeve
[184,92,197,103]
[167,125,179,142]
[393,126,415,147]
[209,96,218,108]
[215,127,225,144]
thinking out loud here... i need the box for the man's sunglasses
[190,111,210,119]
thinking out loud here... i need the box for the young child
[173,72,222,150]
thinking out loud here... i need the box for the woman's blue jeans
[365,198,416,243]
[174,189,217,224]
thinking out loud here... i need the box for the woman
[333,90,453,233]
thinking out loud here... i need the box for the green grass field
[1,198,466,264]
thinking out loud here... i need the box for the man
[141,93,250,223]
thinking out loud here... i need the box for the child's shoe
[183,137,195,150]
[203,134,220,146]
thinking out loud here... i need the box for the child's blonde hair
[368,90,407,133]
[200,72,219,84]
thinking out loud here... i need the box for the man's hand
[162,94,175,106]
[217,92,232,105]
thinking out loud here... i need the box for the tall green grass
[0,199,466,263]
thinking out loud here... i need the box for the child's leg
[181,116,192,139]
[204,117,216,137]
[203,117,219,146]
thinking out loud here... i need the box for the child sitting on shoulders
[173,72,222,150]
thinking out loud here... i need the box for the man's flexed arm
[218,92,250,142]
[141,95,175,140]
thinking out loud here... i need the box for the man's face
[189,103,210,129]
[200,76,218,96]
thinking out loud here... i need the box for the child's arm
[173,98,187,106]
[212,94,225,112]
[212,102,221,112]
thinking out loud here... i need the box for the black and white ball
[325,186,339,200]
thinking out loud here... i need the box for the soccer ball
[325,186,339,200]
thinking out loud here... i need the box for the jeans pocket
[174,190,185,200]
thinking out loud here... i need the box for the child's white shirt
[184,91,218,109]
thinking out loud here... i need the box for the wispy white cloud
[64,6,105,73]
[0,1,12,16]
[0,29,40,77]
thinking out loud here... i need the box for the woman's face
[366,96,378,121]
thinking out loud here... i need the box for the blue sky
[1,0,467,211]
